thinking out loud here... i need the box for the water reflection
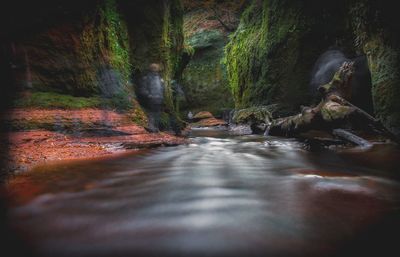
[4,128,400,257]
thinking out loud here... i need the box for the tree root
[266,62,397,144]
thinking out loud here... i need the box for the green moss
[108,90,134,110]
[20,0,133,97]
[224,1,307,108]
[350,0,400,135]
[232,106,275,125]
[13,91,134,110]
[125,0,183,81]
[224,0,353,110]
[13,0,185,118]
[321,102,353,121]
[123,0,183,117]
[78,0,132,94]
[100,0,132,82]
[363,38,400,134]
[14,92,103,109]
[159,112,171,130]
[223,0,400,135]
[187,30,223,49]
[181,8,234,115]
[181,34,233,114]
[162,0,184,115]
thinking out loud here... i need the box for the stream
[4,128,400,257]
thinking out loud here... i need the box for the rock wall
[225,0,353,110]
[225,0,400,135]
[120,0,184,109]
[350,0,400,136]
[120,0,184,131]
[180,2,241,116]
[181,25,233,115]
[1,0,184,114]
[6,0,130,97]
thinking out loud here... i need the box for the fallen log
[266,62,396,143]
[332,129,373,148]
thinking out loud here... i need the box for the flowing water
[4,128,400,257]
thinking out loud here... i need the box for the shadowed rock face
[351,55,373,114]
[310,49,373,114]
[98,65,125,98]
[136,69,165,132]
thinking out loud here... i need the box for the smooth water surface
[5,128,400,257]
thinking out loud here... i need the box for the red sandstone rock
[3,108,187,173]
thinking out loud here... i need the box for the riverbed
[4,128,400,257]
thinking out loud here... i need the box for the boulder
[193,111,214,121]
[231,105,276,134]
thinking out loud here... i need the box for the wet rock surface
[189,111,227,128]
[2,108,187,174]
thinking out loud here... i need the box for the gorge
[1,1,400,257]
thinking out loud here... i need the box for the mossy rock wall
[225,0,355,110]
[5,0,184,115]
[12,0,131,97]
[120,0,184,112]
[226,0,400,135]
[180,8,235,116]
[350,0,400,136]
[363,39,400,136]
[181,28,234,115]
